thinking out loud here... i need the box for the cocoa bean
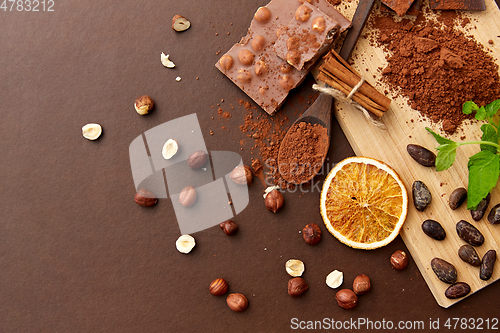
[480,250,496,281]
[445,282,471,299]
[470,193,490,221]
[448,187,467,210]
[458,244,481,267]
[412,180,432,212]
[431,258,457,284]
[456,220,484,247]
[487,203,500,224]
[407,144,436,167]
[421,219,446,240]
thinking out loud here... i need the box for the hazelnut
[134,188,158,207]
[302,223,321,245]
[210,278,229,296]
[172,15,191,32]
[134,95,154,115]
[295,4,312,22]
[285,259,305,277]
[230,165,253,185]
[160,52,175,68]
[286,51,301,66]
[390,250,409,270]
[179,186,197,207]
[326,270,343,289]
[279,75,294,91]
[251,36,266,52]
[311,17,326,32]
[82,123,102,140]
[287,277,308,297]
[280,63,293,73]
[162,139,179,160]
[335,289,358,309]
[236,69,252,83]
[254,6,271,24]
[238,49,255,66]
[175,234,196,254]
[187,150,208,170]
[286,36,300,51]
[254,61,268,76]
[219,55,234,71]
[220,220,238,235]
[226,293,248,312]
[353,274,371,295]
[265,189,284,213]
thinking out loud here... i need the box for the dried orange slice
[320,156,408,250]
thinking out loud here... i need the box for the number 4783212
[1,0,54,11]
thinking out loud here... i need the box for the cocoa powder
[370,9,500,133]
[277,122,328,184]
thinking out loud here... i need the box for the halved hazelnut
[254,61,268,76]
[251,36,266,52]
[161,52,175,68]
[176,234,196,253]
[238,49,255,66]
[285,259,305,277]
[326,270,343,289]
[219,55,234,71]
[279,75,294,90]
[82,123,102,140]
[295,5,312,22]
[286,51,301,66]
[172,15,191,32]
[286,36,300,51]
[311,17,326,32]
[162,139,179,160]
[237,69,252,83]
[254,6,271,23]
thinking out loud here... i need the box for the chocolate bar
[215,0,350,115]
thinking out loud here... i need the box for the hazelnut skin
[353,274,371,295]
[179,186,197,207]
[187,150,208,170]
[335,289,358,309]
[230,165,253,185]
[134,188,158,207]
[134,95,154,115]
[390,250,409,270]
[287,277,308,297]
[226,293,248,312]
[210,278,229,296]
[265,189,284,213]
[220,220,238,235]
[302,223,321,245]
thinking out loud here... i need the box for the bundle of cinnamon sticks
[317,50,391,117]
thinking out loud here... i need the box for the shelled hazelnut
[302,223,321,245]
[265,189,284,213]
[226,293,248,312]
[134,95,154,115]
[287,277,308,297]
[188,150,208,170]
[335,289,358,309]
[390,250,409,270]
[134,188,158,207]
[179,186,197,207]
[220,220,238,235]
[230,165,253,185]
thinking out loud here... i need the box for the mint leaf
[480,123,499,153]
[463,101,479,115]
[435,143,458,171]
[476,106,487,120]
[485,99,500,118]
[426,127,454,145]
[467,150,500,209]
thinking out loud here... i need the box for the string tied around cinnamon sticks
[316,49,392,129]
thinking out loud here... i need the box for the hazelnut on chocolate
[238,49,255,66]
[280,63,293,73]
[286,51,301,66]
[237,69,252,83]
[219,55,234,71]
[251,36,266,52]
[286,36,300,51]
[254,61,268,76]
[295,4,312,22]
[279,75,294,90]
[312,17,326,32]
[254,6,271,24]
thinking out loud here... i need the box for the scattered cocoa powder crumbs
[369,5,500,133]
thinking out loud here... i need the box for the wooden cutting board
[333,0,500,308]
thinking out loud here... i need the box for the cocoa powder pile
[277,122,329,184]
[370,10,500,133]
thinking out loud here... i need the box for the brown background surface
[1,1,499,332]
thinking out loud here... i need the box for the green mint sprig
[425,99,500,210]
